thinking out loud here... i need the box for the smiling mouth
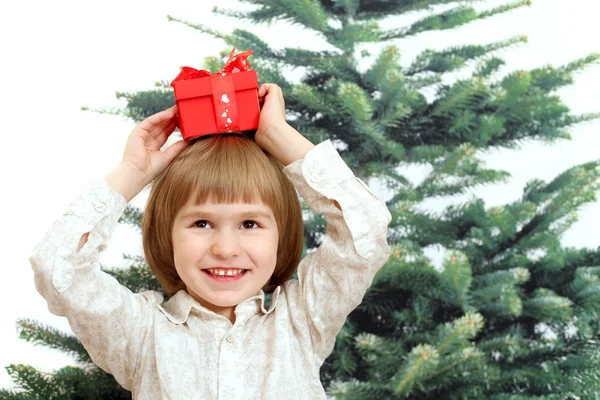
[202,269,249,282]
[203,268,248,276]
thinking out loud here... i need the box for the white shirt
[30,139,392,399]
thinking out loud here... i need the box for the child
[30,83,392,399]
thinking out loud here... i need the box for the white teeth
[207,268,244,277]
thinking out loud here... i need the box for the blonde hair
[142,133,304,296]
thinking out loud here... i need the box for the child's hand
[254,83,315,166]
[121,105,189,182]
[106,105,189,202]
[255,83,289,147]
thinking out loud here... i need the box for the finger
[150,113,177,134]
[141,113,176,140]
[149,118,178,148]
[148,107,179,137]
[258,83,280,98]
[137,105,178,134]
[163,139,190,164]
[278,87,285,111]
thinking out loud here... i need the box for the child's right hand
[105,105,189,202]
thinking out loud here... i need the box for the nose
[210,229,241,258]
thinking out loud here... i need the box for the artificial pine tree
[4,0,600,398]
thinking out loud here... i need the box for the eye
[242,220,260,229]
[192,220,260,229]
[193,220,211,229]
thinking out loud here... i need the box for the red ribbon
[170,48,253,86]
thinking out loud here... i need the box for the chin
[206,293,247,307]
[210,298,240,307]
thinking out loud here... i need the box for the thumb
[164,139,190,164]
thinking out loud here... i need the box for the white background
[1,0,599,391]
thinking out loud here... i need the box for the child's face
[171,195,279,316]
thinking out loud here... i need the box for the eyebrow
[179,210,274,221]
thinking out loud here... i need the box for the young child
[30,83,392,399]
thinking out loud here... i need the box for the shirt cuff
[283,140,355,206]
[64,179,129,239]
[52,180,128,292]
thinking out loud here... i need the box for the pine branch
[15,319,92,364]
[365,46,401,88]
[436,313,484,354]
[119,205,143,230]
[393,344,439,395]
[425,347,483,383]
[117,89,175,122]
[331,0,359,18]
[351,0,486,20]
[479,0,533,19]
[212,6,250,19]
[256,0,332,33]
[484,162,600,270]
[405,36,527,76]
[559,52,600,74]
[166,15,227,40]
[382,1,531,40]
[440,251,473,310]
[103,262,164,294]
[79,106,124,117]
[281,48,342,68]
[228,29,281,60]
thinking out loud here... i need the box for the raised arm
[282,141,392,366]
[29,106,189,390]
[254,84,392,367]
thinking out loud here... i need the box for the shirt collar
[157,285,282,324]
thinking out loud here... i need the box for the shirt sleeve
[282,139,392,367]
[29,179,162,391]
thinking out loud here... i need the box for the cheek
[172,231,207,264]
[251,228,278,247]
[247,231,279,262]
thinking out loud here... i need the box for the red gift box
[170,49,260,140]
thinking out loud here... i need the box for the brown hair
[142,133,304,296]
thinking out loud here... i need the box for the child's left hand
[255,83,288,142]
[254,83,315,166]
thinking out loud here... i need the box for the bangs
[167,134,283,211]
[190,152,282,207]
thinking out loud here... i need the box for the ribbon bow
[170,48,253,86]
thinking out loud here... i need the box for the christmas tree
[4,0,600,398]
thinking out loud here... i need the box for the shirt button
[226,335,233,343]
[94,203,106,213]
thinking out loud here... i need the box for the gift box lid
[172,70,258,101]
